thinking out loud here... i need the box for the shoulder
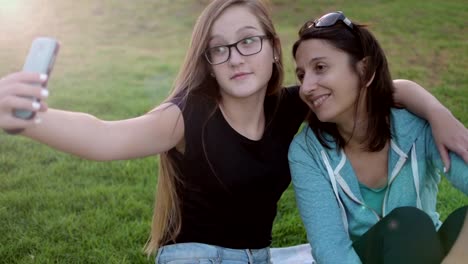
[169,91,217,123]
[390,108,429,136]
[391,108,426,127]
[168,91,218,143]
[170,91,215,111]
[289,125,320,159]
[390,108,429,145]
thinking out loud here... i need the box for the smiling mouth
[311,94,330,108]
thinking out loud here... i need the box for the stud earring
[210,72,215,78]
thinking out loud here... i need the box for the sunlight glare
[0,0,21,16]
[0,0,52,69]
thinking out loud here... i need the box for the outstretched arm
[1,72,184,161]
[393,79,468,171]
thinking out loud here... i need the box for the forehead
[210,5,264,38]
[295,39,346,66]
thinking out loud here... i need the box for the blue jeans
[156,242,271,264]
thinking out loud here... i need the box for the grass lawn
[0,0,467,263]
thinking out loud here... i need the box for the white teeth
[312,95,329,107]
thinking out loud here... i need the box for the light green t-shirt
[359,182,387,217]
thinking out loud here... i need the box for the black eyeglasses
[299,11,353,36]
[204,35,270,65]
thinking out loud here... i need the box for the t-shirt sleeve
[168,92,216,158]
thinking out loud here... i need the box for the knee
[384,207,435,234]
[450,206,468,219]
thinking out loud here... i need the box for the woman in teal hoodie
[288,11,468,264]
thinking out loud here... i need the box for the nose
[228,46,245,65]
[300,72,318,95]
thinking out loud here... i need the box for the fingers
[457,146,468,164]
[0,85,49,114]
[450,128,468,164]
[461,130,468,164]
[437,144,451,173]
[0,96,46,129]
[0,73,49,130]
[0,109,41,131]
[0,82,49,99]
[1,96,44,113]
[0,72,47,86]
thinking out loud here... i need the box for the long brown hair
[292,16,394,151]
[144,0,284,255]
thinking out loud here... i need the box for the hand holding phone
[3,37,59,134]
[13,37,59,120]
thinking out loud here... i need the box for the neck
[337,120,367,149]
[336,101,368,149]
[219,92,267,140]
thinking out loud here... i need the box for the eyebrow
[208,26,261,42]
[295,56,326,73]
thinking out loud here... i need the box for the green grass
[0,0,467,263]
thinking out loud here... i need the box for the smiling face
[295,38,364,125]
[208,4,275,100]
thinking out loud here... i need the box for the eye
[210,46,227,55]
[296,71,304,83]
[314,63,327,73]
[240,36,258,45]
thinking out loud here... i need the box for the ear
[357,57,375,88]
[272,37,281,63]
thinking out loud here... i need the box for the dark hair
[292,18,394,151]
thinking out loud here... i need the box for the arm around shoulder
[393,79,468,169]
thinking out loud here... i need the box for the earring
[274,56,279,62]
[210,72,215,78]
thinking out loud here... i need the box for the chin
[314,112,334,123]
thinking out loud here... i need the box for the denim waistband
[156,242,271,264]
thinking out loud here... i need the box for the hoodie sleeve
[288,128,362,264]
[424,125,468,194]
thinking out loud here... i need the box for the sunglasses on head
[299,11,354,36]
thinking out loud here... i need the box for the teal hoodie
[288,108,468,264]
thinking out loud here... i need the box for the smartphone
[13,37,60,119]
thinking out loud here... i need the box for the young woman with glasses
[0,1,467,262]
[289,11,468,264]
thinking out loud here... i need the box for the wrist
[427,104,452,123]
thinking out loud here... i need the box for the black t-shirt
[167,86,308,249]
